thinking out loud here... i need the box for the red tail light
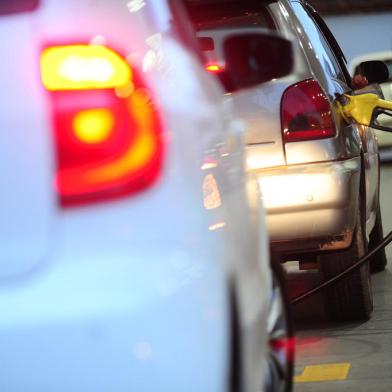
[281,79,336,143]
[205,63,224,73]
[270,336,296,363]
[40,44,163,207]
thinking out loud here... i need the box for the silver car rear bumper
[255,157,361,254]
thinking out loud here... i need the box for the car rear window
[182,0,277,92]
[0,0,39,16]
[183,0,276,31]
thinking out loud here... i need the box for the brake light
[205,64,224,73]
[270,337,296,363]
[72,108,115,144]
[281,79,336,143]
[40,44,163,207]
[41,45,131,91]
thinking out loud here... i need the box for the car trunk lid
[230,82,288,169]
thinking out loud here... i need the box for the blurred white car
[0,1,293,391]
[350,51,392,99]
[350,51,392,152]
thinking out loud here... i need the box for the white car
[0,1,293,391]
[350,51,392,153]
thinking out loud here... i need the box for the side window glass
[306,5,352,85]
[291,2,345,82]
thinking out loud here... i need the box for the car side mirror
[371,107,392,132]
[223,32,293,91]
[356,60,389,84]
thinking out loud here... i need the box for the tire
[368,203,388,273]
[319,205,373,322]
[265,261,294,392]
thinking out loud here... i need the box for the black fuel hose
[290,230,392,306]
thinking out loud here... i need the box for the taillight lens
[205,63,224,73]
[281,79,336,143]
[40,44,163,207]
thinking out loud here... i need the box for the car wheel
[368,203,388,273]
[319,204,373,321]
[265,261,294,392]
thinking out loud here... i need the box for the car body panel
[257,157,360,251]
[0,12,54,278]
[0,245,229,392]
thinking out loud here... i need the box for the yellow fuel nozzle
[340,93,392,128]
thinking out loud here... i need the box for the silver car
[184,0,388,321]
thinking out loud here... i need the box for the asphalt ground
[290,163,392,391]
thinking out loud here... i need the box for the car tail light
[205,63,224,73]
[270,336,296,363]
[281,79,336,143]
[40,44,163,207]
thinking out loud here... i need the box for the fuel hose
[290,230,392,306]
